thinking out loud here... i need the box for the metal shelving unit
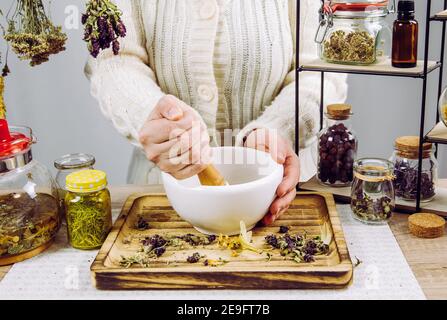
[295,0,447,216]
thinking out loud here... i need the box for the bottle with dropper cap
[392,0,418,68]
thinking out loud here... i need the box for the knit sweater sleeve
[236,0,348,149]
[85,0,164,148]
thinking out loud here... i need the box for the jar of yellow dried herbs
[315,1,392,65]
[65,170,112,250]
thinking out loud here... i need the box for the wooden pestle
[198,165,227,186]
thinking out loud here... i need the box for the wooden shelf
[431,10,447,21]
[425,122,447,144]
[300,176,447,217]
[300,59,441,78]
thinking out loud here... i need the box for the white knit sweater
[85,0,348,184]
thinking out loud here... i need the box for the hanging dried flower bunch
[0,76,6,119]
[82,0,127,58]
[4,0,67,67]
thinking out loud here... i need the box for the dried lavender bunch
[4,0,67,67]
[82,0,127,58]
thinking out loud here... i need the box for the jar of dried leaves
[390,136,437,202]
[351,158,395,224]
[315,3,392,65]
[65,170,112,250]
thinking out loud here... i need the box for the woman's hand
[244,128,300,225]
[139,95,211,180]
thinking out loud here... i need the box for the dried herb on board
[186,252,203,264]
[119,233,218,268]
[323,30,376,64]
[264,231,330,263]
[4,0,67,66]
[278,226,289,234]
[135,217,149,230]
[82,0,127,58]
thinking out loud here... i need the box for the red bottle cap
[0,119,32,158]
[324,1,388,13]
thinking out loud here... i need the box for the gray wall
[0,0,133,184]
[0,0,446,184]
[350,1,446,180]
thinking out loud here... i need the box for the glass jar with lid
[54,153,95,202]
[317,104,357,187]
[65,169,112,250]
[351,158,395,224]
[316,0,394,65]
[390,136,437,202]
[0,119,60,265]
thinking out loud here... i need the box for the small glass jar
[439,86,447,127]
[316,1,392,65]
[390,136,437,202]
[54,153,95,208]
[317,104,357,187]
[65,170,112,250]
[351,158,395,224]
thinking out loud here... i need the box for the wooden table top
[1,184,446,299]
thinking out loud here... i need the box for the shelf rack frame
[295,0,447,214]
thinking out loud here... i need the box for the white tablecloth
[0,205,425,300]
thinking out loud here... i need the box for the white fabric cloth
[85,0,348,184]
[0,205,425,300]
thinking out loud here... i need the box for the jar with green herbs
[316,2,392,65]
[390,136,437,202]
[65,170,112,250]
[351,158,395,224]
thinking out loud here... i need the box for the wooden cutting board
[91,192,353,290]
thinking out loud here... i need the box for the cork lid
[327,104,352,120]
[395,136,432,159]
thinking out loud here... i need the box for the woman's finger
[263,189,297,225]
[171,163,208,180]
[276,154,300,197]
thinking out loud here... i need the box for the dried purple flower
[265,234,279,249]
[136,217,149,230]
[81,13,88,25]
[112,40,120,55]
[279,226,289,234]
[303,254,314,263]
[153,246,166,257]
[187,252,202,263]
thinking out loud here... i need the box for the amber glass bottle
[392,0,418,68]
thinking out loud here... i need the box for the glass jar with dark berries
[317,104,357,187]
[390,136,437,202]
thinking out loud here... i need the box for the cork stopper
[408,212,445,239]
[395,136,432,159]
[327,104,352,120]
